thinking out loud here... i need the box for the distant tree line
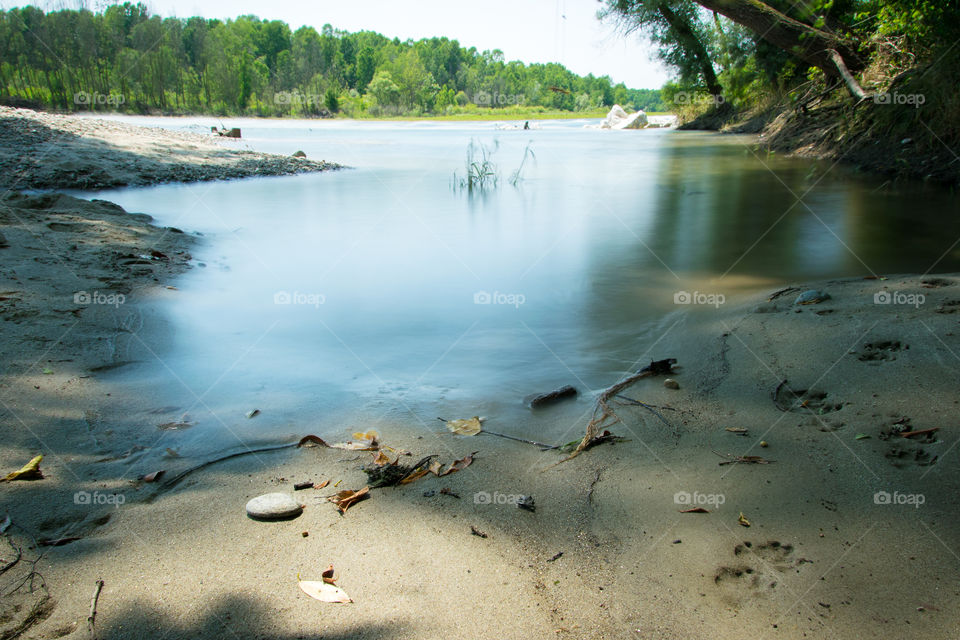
[0,3,667,117]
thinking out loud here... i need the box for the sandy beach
[0,106,341,191]
[2,109,960,640]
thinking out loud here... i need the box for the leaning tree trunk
[694,0,865,84]
[658,2,724,98]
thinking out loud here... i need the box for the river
[85,116,960,455]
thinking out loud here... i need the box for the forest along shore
[0,106,342,190]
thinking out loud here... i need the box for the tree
[693,0,865,78]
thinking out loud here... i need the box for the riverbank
[1,108,958,639]
[0,106,342,191]
[3,213,959,638]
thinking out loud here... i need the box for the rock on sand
[246,493,303,520]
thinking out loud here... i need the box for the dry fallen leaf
[299,577,352,603]
[1,455,43,482]
[297,434,330,448]
[427,459,444,476]
[321,564,336,585]
[738,512,751,527]
[329,486,370,514]
[398,467,430,484]
[440,451,478,477]
[143,470,165,483]
[445,417,482,436]
[316,479,330,489]
[372,450,392,466]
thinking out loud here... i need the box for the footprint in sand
[775,383,844,415]
[857,340,907,363]
[714,541,808,604]
[885,442,938,468]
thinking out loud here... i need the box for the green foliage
[0,5,659,117]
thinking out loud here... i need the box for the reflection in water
[86,119,960,454]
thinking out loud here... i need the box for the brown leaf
[143,470,164,483]
[738,512,751,527]
[398,468,429,484]
[427,459,444,476]
[679,507,709,513]
[470,525,488,538]
[316,479,330,489]
[297,434,331,448]
[328,486,369,514]
[445,417,482,436]
[439,451,478,477]
[321,564,336,585]
[372,450,392,466]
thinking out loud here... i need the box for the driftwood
[529,385,577,408]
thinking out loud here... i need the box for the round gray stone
[795,289,830,305]
[246,492,303,520]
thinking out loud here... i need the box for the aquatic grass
[509,141,536,187]
[454,139,499,193]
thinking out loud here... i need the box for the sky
[9,0,672,89]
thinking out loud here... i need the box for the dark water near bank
[89,117,960,454]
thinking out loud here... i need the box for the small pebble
[664,378,679,390]
[516,495,536,512]
[760,441,768,448]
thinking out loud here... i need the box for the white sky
[8,0,671,88]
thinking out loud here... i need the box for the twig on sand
[159,442,298,491]
[557,358,677,465]
[773,379,789,412]
[901,427,939,439]
[713,450,775,465]
[767,286,800,302]
[614,395,673,428]
[436,418,558,450]
[87,578,104,640]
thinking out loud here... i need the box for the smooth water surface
[88,117,960,453]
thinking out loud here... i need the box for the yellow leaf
[2,455,43,482]
[738,512,751,527]
[446,417,482,436]
[299,579,352,603]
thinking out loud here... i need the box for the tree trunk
[658,3,724,98]
[694,0,864,77]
